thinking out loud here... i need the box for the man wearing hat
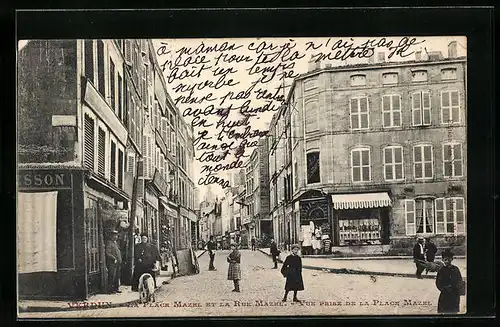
[412,236,426,279]
[132,232,161,291]
[105,230,122,294]
[436,249,463,313]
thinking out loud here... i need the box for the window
[127,154,135,175]
[142,63,148,107]
[97,127,106,176]
[118,149,124,189]
[294,161,298,189]
[435,197,465,234]
[405,199,416,235]
[382,95,402,127]
[110,141,116,184]
[350,74,366,87]
[109,59,115,110]
[443,143,463,177]
[351,148,371,182]
[441,90,460,124]
[84,40,94,83]
[97,40,105,97]
[413,144,433,179]
[123,83,129,127]
[405,199,434,235]
[412,70,428,82]
[304,101,318,133]
[306,151,320,184]
[416,199,434,234]
[383,146,404,181]
[382,72,398,85]
[350,97,369,130]
[118,74,123,121]
[84,114,95,170]
[411,91,431,126]
[441,68,457,81]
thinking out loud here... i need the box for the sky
[17,37,467,202]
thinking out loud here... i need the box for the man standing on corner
[424,237,438,274]
[413,236,426,279]
[207,236,217,271]
[270,238,280,269]
[105,230,122,294]
[251,237,256,251]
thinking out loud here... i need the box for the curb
[256,249,437,280]
[18,275,173,314]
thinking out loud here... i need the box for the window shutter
[141,39,147,54]
[127,154,135,175]
[148,136,153,178]
[142,135,149,178]
[97,128,106,176]
[110,141,116,184]
[124,40,132,65]
[137,178,144,198]
[118,149,124,188]
[84,114,95,170]
[171,132,175,153]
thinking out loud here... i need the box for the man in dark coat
[436,249,463,313]
[132,233,161,291]
[251,238,256,251]
[413,236,426,279]
[281,244,304,302]
[424,237,438,274]
[105,230,122,294]
[206,236,217,271]
[270,238,280,269]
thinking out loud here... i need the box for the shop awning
[331,192,391,210]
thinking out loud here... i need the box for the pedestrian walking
[270,238,280,269]
[206,236,217,271]
[413,236,426,279]
[436,249,464,314]
[105,230,122,294]
[424,237,438,274]
[132,233,161,291]
[280,244,304,302]
[251,237,256,251]
[227,242,241,292]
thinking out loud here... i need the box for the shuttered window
[118,149,124,189]
[118,74,122,121]
[142,135,149,178]
[84,40,94,83]
[110,141,116,184]
[97,127,106,176]
[84,114,95,170]
[149,136,154,177]
[124,39,132,65]
[110,59,115,110]
[123,84,129,127]
[127,154,135,175]
[97,40,105,97]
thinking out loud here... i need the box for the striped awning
[331,192,392,210]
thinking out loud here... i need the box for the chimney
[377,52,386,63]
[448,41,458,58]
[415,51,422,61]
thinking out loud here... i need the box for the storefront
[331,192,392,247]
[298,195,330,255]
[18,168,86,300]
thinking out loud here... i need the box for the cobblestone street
[20,250,466,318]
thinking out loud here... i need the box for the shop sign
[19,170,71,189]
[152,170,168,196]
[145,189,159,209]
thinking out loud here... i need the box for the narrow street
[20,250,466,318]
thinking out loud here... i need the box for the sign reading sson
[19,170,72,189]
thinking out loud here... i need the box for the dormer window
[382,72,398,85]
[350,74,366,87]
[441,68,457,81]
[412,70,428,82]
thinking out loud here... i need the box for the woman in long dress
[280,244,304,302]
[436,248,463,313]
[227,242,241,292]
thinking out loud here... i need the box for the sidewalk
[258,248,466,280]
[18,269,174,313]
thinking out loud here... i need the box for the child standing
[227,242,241,292]
[280,244,304,302]
[436,248,463,313]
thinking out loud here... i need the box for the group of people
[206,236,305,302]
[105,230,161,294]
[413,236,464,313]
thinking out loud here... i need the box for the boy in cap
[436,249,463,313]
